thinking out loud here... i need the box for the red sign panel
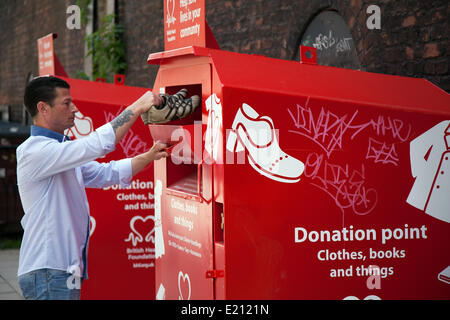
[155,193,214,300]
[37,34,55,76]
[164,0,206,50]
[222,89,450,299]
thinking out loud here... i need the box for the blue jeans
[18,269,83,300]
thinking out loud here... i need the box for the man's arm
[110,91,163,144]
[18,124,118,182]
[81,159,132,188]
[81,141,168,189]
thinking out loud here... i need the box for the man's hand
[140,88,201,125]
[131,91,163,114]
[110,91,163,144]
[131,141,168,176]
[147,141,169,162]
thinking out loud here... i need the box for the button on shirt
[17,123,132,278]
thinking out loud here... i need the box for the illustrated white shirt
[17,123,132,277]
[407,120,450,223]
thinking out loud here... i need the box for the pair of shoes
[141,89,201,124]
[226,103,305,183]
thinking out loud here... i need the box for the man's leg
[18,269,49,300]
[46,269,82,300]
[18,268,82,300]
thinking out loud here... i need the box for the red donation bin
[37,33,157,299]
[147,43,450,299]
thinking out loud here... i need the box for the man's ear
[36,101,48,115]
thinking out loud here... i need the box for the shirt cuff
[116,158,133,187]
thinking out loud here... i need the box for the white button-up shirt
[17,123,132,277]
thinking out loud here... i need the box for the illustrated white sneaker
[227,103,304,183]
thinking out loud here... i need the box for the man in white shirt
[16,76,173,300]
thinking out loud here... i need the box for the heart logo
[89,216,96,236]
[166,0,176,26]
[124,215,155,246]
[178,271,191,300]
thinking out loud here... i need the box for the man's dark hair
[24,76,70,118]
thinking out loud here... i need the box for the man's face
[46,87,78,133]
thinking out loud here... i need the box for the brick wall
[353,0,449,91]
[118,0,164,88]
[205,0,449,91]
[0,0,448,122]
[0,0,85,122]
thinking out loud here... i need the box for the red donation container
[147,8,450,299]
[37,33,157,299]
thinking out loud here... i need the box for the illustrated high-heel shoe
[227,103,305,183]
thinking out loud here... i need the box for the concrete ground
[0,249,23,300]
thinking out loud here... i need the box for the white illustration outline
[124,215,156,246]
[154,180,165,259]
[166,0,176,27]
[89,216,96,237]
[438,265,450,285]
[407,120,450,223]
[205,94,223,162]
[227,102,305,183]
[178,271,191,300]
[343,295,381,300]
[156,283,166,300]
[65,111,94,140]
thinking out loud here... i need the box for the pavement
[0,249,24,300]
